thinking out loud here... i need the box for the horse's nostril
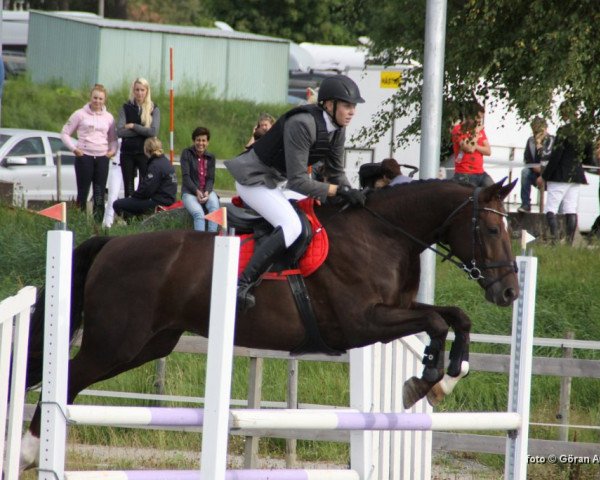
[504,287,517,302]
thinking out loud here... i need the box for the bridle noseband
[363,187,517,285]
[459,187,518,283]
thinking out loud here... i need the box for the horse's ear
[481,178,518,202]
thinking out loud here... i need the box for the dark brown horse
[19,178,519,472]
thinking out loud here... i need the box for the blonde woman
[113,137,177,220]
[117,77,161,197]
[61,83,118,219]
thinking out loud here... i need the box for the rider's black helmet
[318,75,365,104]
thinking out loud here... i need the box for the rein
[363,187,516,283]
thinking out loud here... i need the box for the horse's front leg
[412,304,472,407]
[361,304,450,410]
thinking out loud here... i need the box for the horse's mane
[365,178,474,204]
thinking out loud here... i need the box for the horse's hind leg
[22,329,183,473]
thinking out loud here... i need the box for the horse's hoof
[426,382,446,407]
[403,376,426,409]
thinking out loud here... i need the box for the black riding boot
[565,213,578,246]
[237,227,287,313]
[546,212,558,243]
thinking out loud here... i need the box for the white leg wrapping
[438,361,470,395]
[19,430,40,472]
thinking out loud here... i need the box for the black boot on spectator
[93,184,105,223]
[565,213,578,246]
[546,212,558,244]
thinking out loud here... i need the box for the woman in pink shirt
[61,83,118,220]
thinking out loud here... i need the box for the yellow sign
[380,71,402,89]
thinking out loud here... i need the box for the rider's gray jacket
[225,107,350,203]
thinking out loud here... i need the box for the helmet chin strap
[322,100,342,128]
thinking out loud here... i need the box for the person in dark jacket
[542,102,595,244]
[113,137,176,220]
[117,77,160,198]
[180,126,220,232]
[225,74,367,312]
[518,117,554,212]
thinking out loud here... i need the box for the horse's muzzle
[485,282,519,307]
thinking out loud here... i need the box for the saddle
[226,198,343,356]
[227,197,328,279]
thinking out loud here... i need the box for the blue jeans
[182,192,220,232]
[520,167,539,208]
[452,172,494,188]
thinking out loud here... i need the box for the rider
[225,74,367,312]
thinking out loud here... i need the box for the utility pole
[98,0,105,17]
[417,0,448,304]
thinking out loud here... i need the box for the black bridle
[363,187,517,283]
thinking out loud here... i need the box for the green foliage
[357,0,600,147]
[205,0,363,45]
[25,0,367,45]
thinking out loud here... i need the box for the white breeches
[235,182,304,247]
[544,182,580,214]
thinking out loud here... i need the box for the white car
[0,128,78,206]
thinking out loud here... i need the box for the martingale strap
[287,274,345,356]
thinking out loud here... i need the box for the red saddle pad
[237,198,329,280]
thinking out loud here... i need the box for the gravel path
[63,444,501,479]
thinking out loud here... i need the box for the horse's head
[444,178,519,306]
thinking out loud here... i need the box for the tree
[356,0,600,148]
[206,0,363,45]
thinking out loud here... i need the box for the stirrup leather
[236,283,256,312]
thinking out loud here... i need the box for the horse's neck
[367,184,469,243]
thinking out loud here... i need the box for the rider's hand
[336,185,366,207]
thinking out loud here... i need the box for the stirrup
[236,284,256,313]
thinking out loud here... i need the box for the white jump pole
[349,346,373,480]
[1,286,36,480]
[505,255,537,479]
[200,235,240,480]
[38,229,73,480]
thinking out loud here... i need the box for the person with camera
[225,74,366,312]
[245,113,275,149]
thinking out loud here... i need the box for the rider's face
[325,100,356,127]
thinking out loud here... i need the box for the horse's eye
[487,225,500,235]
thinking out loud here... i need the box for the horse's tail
[26,236,114,389]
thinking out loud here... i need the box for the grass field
[3,203,600,479]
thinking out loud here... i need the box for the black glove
[336,185,366,207]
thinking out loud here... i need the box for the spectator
[113,137,177,220]
[117,77,160,198]
[180,127,220,232]
[542,101,595,244]
[61,83,118,220]
[451,102,494,187]
[382,158,412,186]
[518,117,555,212]
[245,113,275,149]
[591,139,600,237]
